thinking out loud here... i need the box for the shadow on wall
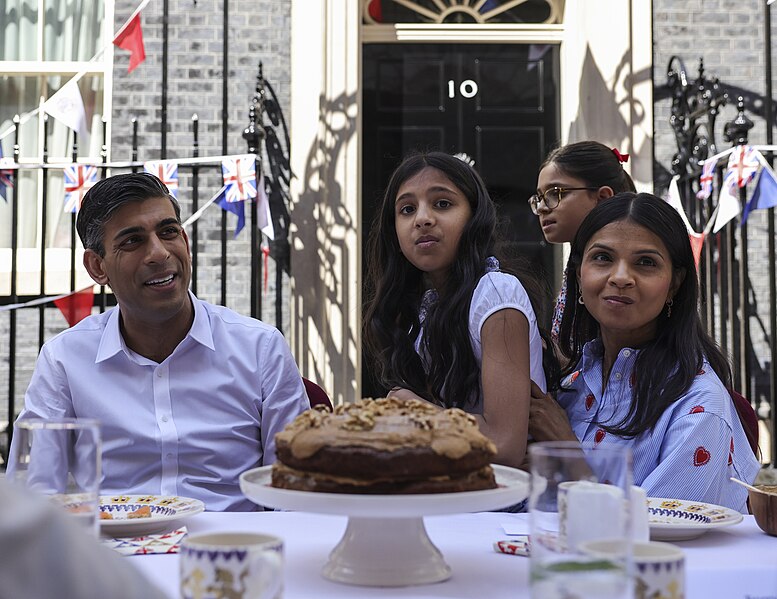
[566,45,650,182]
[292,91,357,406]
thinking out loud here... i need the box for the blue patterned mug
[581,539,685,599]
[180,532,283,599]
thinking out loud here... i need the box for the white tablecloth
[128,512,777,598]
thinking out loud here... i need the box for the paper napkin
[102,526,187,556]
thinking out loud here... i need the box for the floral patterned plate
[647,497,743,541]
[99,494,205,537]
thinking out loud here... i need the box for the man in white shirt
[8,173,310,511]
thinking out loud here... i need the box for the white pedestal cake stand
[239,464,529,587]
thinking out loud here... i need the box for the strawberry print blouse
[556,339,760,513]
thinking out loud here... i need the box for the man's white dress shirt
[9,293,310,511]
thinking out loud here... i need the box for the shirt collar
[581,338,604,370]
[95,291,214,363]
[581,338,641,364]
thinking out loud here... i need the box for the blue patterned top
[557,339,761,513]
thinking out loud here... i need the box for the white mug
[558,480,625,550]
[630,485,650,542]
[582,539,685,599]
[180,532,283,599]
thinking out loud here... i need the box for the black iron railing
[666,56,777,465]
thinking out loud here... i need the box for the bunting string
[0,286,94,313]
[181,185,227,228]
[0,153,257,171]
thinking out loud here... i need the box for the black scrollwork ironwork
[243,62,292,327]
[243,62,292,275]
[723,96,754,147]
[666,56,728,179]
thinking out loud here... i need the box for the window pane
[0,76,42,159]
[0,169,37,248]
[0,0,38,61]
[44,0,104,61]
[0,75,104,249]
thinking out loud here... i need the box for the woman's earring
[666,298,673,318]
[578,294,585,305]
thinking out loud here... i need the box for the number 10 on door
[448,79,478,99]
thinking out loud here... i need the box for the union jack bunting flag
[221,155,257,203]
[726,145,760,188]
[144,160,179,197]
[696,158,716,200]
[63,164,97,213]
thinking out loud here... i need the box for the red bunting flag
[689,232,706,271]
[113,14,146,73]
[54,288,94,327]
[262,244,271,295]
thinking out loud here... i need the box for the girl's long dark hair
[364,151,558,409]
[558,192,732,438]
[541,141,637,193]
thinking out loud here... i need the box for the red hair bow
[611,148,629,163]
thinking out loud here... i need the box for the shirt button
[166,453,173,459]
[156,371,163,377]
[623,350,631,357]
[161,415,169,423]
[615,372,622,380]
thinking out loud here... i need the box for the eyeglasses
[528,186,599,215]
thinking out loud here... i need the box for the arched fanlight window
[362,0,563,25]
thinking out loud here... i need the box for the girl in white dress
[364,152,557,469]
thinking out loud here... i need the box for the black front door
[361,42,560,397]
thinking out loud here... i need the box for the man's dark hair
[76,173,181,256]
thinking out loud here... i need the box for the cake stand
[239,464,529,587]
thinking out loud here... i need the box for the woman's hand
[386,387,433,404]
[528,381,578,442]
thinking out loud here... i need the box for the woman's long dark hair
[558,192,732,437]
[541,141,637,193]
[363,151,557,409]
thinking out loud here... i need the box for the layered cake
[271,397,498,494]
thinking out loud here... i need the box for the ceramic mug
[180,532,283,599]
[582,539,685,599]
[558,480,626,550]
[559,482,650,547]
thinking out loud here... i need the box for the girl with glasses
[364,152,558,469]
[528,193,760,511]
[534,141,636,341]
